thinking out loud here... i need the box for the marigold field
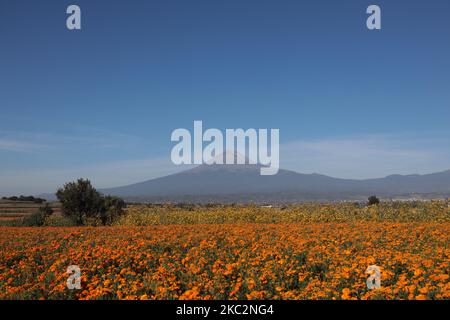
[0,203,449,300]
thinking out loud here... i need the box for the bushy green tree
[367,195,380,206]
[56,179,104,225]
[56,179,125,225]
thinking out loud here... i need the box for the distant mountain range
[92,164,450,203]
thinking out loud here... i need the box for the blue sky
[1,0,450,194]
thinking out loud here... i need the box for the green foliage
[20,204,54,226]
[56,179,104,225]
[38,203,54,216]
[367,195,380,206]
[100,196,126,225]
[56,179,125,226]
[21,212,45,226]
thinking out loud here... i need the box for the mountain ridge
[97,165,450,203]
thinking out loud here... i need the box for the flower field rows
[117,201,450,225]
[1,222,449,300]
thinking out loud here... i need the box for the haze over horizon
[4,162,450,197]
[1,0,450,195]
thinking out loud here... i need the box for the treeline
[1,195,46,203]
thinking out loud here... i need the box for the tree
[56,179,104,225]
[367,195,380,206]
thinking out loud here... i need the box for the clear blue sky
[1,0,449,194]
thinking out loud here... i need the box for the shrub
[22,212,46,227]
[367,195,380,206]
[100,196,126,225]
[39,203,54,216]
[21,204,54,227]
